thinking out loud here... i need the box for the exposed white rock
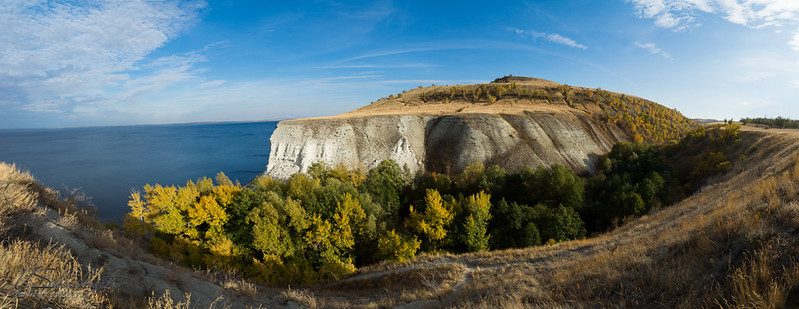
[263,109,628,179]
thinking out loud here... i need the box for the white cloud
[545,33,588,49]
[199,80,227,88]
[0,0,205,114]
[791,28,799,50]
[626,0,799,30]
[635,42,673,59]
[509,28,588,49]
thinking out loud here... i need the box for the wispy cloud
[627,0,799,63]
[199,80,227,88]
[626,0,799,30]
[337,0,397,20]
[635,42,672,59]
[508,28,588,49]
[732,51,799,82]
[320,63,435,69]
[335,47,443,64]
[0,0,205,114]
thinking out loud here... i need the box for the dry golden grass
[0,240,108,307]
[148,290,193,309]
[281,288,319,308]
[297,127,799,308]
[0,163,38,215]
[222,277,258,299]
[5,125,799,308]
[0,163,109,307]
[0,162,247,308]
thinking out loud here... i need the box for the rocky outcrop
[264,109,629,178]
[266,115,431,178]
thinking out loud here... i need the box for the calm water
[0,121,277,222]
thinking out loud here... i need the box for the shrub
[376,229,420,262]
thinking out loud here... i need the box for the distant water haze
[0,121,277,222]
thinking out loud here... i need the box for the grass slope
[0,163,279,308]
[331,76,697,145]
[4,124,798,308]
[284,125,799,308]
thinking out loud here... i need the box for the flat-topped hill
[265,76,697,178]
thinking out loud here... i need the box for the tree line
[740,117,799,129]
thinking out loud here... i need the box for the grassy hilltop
[343,75,697,144]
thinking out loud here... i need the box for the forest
[124,123,742,286]
[740,116,799,129]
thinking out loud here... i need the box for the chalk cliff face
[263,77,695,178]
[266,115,432,178]
[265,109,627,179]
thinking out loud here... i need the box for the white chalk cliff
[263,77,689,178]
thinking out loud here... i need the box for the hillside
[0,162,281,307]
[264,76,696,179]
[276,124,799,308]
[3,124,798,307]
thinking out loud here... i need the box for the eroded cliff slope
[264,76,695,178]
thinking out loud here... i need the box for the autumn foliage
[126,123,734,286]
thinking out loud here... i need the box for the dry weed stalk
[281,288,318,308]
[222,277,257,299]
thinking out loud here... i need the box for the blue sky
[2,0,799,129]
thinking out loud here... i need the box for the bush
[376,229,420,262]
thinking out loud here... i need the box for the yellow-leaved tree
[461,191,492,252]
[309,193,366,280]
[144,184,187,235]
[407,189,453,251]
[331,193,366,253]
[188,195,227,229]
[376,229,420,262]
[122,191,151,237]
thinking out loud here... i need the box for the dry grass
[148,290,193,309]
[0,240,108,307]
[281,288,319,308]
[5,126,799,308]
[0,162,239,308]
[298,128,799,308]
[0,163,38,216]
[720,244,799,308]
[0,163,110,307]
[222,277,258,299]
[146,290,235,309]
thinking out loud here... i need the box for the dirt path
[326,242,600,307]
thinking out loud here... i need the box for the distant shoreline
[0,118,295,131]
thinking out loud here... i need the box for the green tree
[488,199,541,249]
[248,202,294,258]
[534,204,586,242]
[363,160,407,218]
[455,161,485,193]
[532,164,584,210]
[461,191,492,252]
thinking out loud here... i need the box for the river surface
[0,121,277,222]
